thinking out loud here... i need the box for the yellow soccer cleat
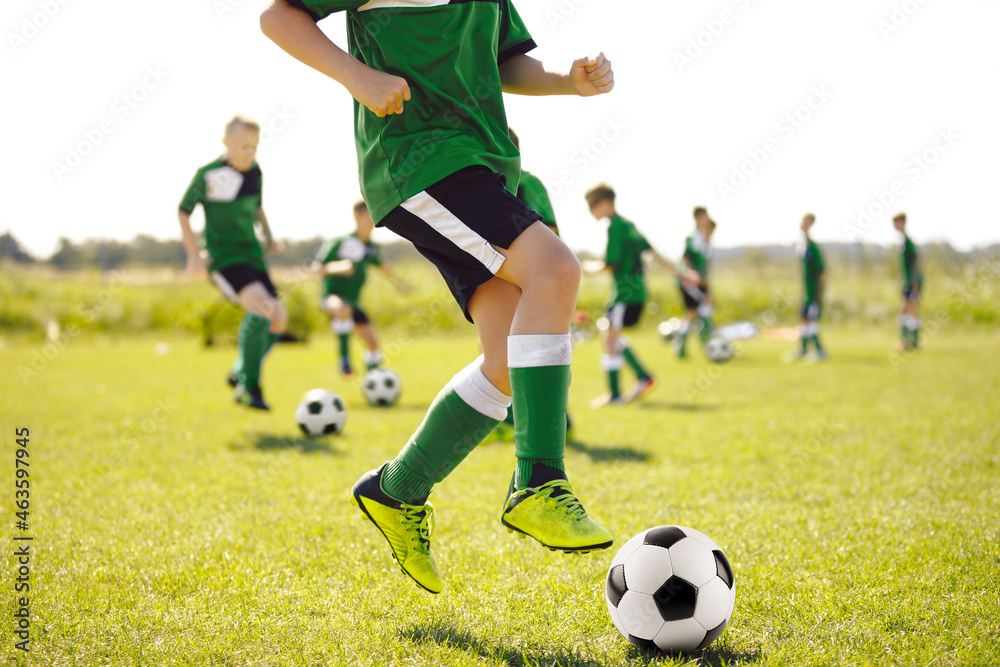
[501,464,613,554]
[351,464,443,594]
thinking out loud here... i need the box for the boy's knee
[268,301,288,332]
[537,250,580,292]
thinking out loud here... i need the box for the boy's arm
[377,264,410,294]
[257,206,281,253]
[178,210,205,277]
[313,259,355,276]
[499,53,613,97]
[260,0,410,117]
[647,249,679,277]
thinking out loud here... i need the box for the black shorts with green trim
[607,302,643,330]
[379,166,541,323]
[321,294,370,325]
[681,282,709,311]
[210,264,277,304]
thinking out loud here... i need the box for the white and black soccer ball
[705,337,734,363]
[295,388,347,436]
[362,368,402,407]
[606,525,736,654]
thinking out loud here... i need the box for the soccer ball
[606,525,736,654]
[362,368,402,407]
[295,389,347,436]
[705,337,734,363]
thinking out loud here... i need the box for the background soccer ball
[295,388,347,436]
[606,525,736,654]
[705,337,734,363]
[362,368,401,407]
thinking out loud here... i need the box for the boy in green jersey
[179,115,285,411]
[262,0,616,593]
[508,128,559,235]
[314,200,408,377]
[894,212,923,350]
[583,183,676,407]
[793,213,826,360]
[675,207,716,359]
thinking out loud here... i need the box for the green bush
[1,252,997,343]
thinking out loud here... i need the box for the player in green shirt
[178,115,285,411]
[314,200,408,377]
[583,183,678,407]
[893,212,923,350]
[792,213,826,360]
[262,0,616,594]
[508,128,558,235]
[675,207,717,359]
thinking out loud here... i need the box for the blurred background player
[313,200,408,377]
[791,213,826,360]
[894,212,923,350]
[178,115,285,410]
[675,207,716,359]
[508,128,559,236]
[584,183,676,407]
[262,0,616,595]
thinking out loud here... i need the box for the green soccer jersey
[683,231,710,281]
[802,239,824,304]
[288,0,536,224]
[605,215,651,305]
[317,234,382,302]
[179,159,265,272]
[901,235,922,290]
[517,170,558,233]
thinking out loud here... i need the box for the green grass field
[2,326,998,666]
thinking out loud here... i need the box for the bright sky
[4,0,998,260]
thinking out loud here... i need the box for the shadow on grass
[567,439,651,464]
[628,642,764,666]
[359,401,430,413]
[400,623,607,667]
[228,433,341,455]
[401,623,762,666]
[634,402,720,412]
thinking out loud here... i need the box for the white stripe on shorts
[210,271,239,304]
[608,303,626,330]
[400,191,506,274]
[358,0,449,11]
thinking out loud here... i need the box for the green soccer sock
[811,334,824,353]
[800,331,809,354]
[621,345,650,380]
[337,334,350,359]
[231,332,280,377]
[601,353,624,398]
[503,405,515,426]
[699,317,714,342]
[237,313,271,389]
[381,363,508,504]
[676,329,689,357]
[607,369,621,398]
[510,335,572,491]
[911,322,920,349]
